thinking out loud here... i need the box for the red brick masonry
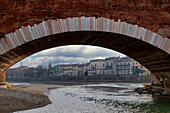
[0,0,169,38]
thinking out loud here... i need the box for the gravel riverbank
[0,84,63,113]
[134,85,170,96]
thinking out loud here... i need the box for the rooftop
[90,59,105,62]
[54,63,89,67]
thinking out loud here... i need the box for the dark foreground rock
[0,88,51,113]
[134,85,170,96]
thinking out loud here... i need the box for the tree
[132,66,145,78]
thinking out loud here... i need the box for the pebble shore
[0,84,63,113]
[134,85,170,96]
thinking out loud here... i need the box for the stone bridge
[0,0,169,90]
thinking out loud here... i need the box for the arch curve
[1,17,169,55]
[0,17,170,89]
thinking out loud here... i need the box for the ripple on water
[15,83,170,113]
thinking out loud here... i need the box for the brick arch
[0,17,170,89]
[1,17,169,55]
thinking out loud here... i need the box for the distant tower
[20,62,23,67]
[48,62,52,69]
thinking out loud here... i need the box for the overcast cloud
[11,45,125,68]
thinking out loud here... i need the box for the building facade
[116,57,133,75]
[49,63,89,77]
[6,57,148,78]
[48,57,147,77]
[6,65,48,78]
[88,59,105,76]
[73,63,89,76]
[104,57,118,75]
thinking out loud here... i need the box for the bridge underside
[0,31,170,89]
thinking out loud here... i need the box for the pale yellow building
[88,59,105,76]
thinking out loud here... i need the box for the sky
[11,45,126,68]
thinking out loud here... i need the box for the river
[16,83,170,113]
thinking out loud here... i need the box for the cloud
[11,45,125,68]
[94,57,105,59]
[31,45,121,58]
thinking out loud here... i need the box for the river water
[16,83,170,113]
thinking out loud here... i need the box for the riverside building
[49,56,147,77]
[49,63,89,77]
[6,57,147,78]
[88,59,105,76]
[116,57,133,75]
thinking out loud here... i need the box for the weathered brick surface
[0,0,169,38]
[0,0,169,90]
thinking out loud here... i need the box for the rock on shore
[134,85,170,96]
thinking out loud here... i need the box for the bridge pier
[161,78,170,94]
[0,72,7,88]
